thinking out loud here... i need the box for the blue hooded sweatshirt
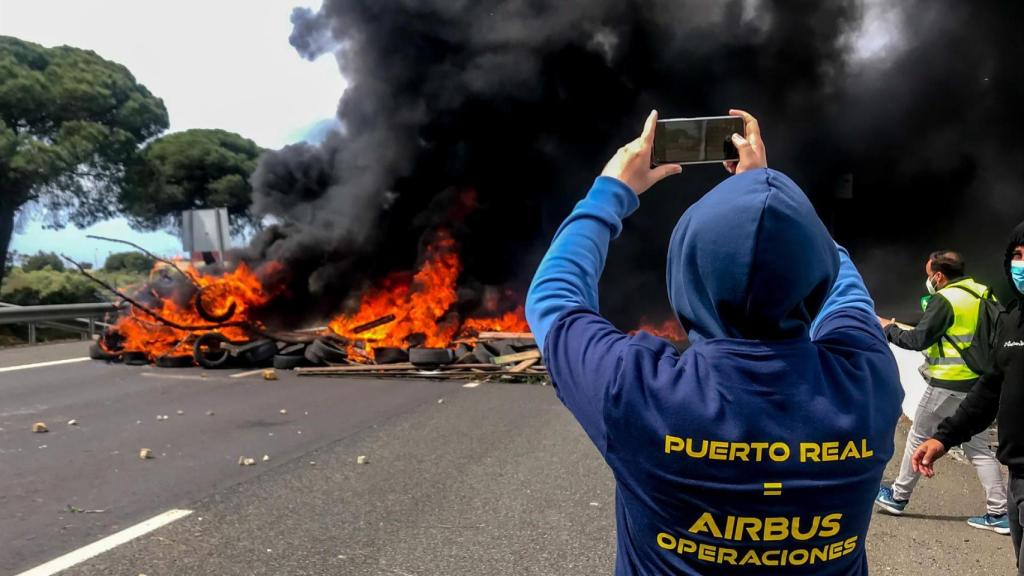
[526,169,903,575]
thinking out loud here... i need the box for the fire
[107,229,529,362]
[633,317,687,341]
[103,219,701,366]
[328,230,528,352]
[460,306,530,335]
[114,261,283,359]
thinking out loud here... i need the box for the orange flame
[115,261,283,359]
[110,235,694,364]
[111,230,532,361]
[328,230,528,351]
[632,317,687,341]
[460,306,529,335]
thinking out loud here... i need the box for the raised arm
[526,111,681,349]
[525,177,637,347]
[528,108,767,347]
[524,111,680,453]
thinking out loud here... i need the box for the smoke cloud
[249,0,1024,326]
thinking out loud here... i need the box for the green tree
[0,35,168,279]
[0,267,100,305]
[103,251,154,273]
[121,129,262,233]
[22,251,64,272]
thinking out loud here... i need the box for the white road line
[230,368,266,379]
[14,508,193,576]
[0,357,90,374]
[462,381,481,388]
[140,372,210,381]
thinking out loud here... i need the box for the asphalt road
[868,417,1016,575]
[1,342,1018,575]
[0,342,467,575]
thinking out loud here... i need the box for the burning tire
[193,333,232,369]
[304,338,348,366]
[122,351,149,366]
[89,342,119,361]
[235,340,278,366]
[373,346,408,365]
[409,347,455,368]
[155,354,195,368]
[194,285,237,323]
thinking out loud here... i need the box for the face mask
[1011,261,1024,294]
[926,275,938,295]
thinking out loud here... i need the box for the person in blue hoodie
[526,109,904,575]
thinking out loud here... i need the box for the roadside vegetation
[0,250,148,345]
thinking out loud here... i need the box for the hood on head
[1005,220,1024,307]
[666,168,839,343]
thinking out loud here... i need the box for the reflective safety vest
[923,277,991,382]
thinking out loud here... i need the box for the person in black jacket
[915,221,1024,573]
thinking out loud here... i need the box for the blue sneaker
[967,513,1011,535]
[875,486,909,515]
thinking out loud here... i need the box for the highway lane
[0,342,464,574]
[59,388,1016,576]
[2,342,1016,575]
[0,341,92,370]
[65,381,618,576]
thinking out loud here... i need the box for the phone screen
[652,116,743,165]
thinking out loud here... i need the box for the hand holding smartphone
[599,110,683,196]
[651,115,744,166]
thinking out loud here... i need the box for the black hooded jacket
[934,221,1024,474]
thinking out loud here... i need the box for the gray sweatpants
[892,385,1007,515]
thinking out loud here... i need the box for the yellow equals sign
[763,482,783,496]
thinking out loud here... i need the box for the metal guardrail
[0,302,126,344]
[0,302,124,324]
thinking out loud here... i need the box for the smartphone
[652,116,744,166]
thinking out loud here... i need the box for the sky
[0,0,345,267]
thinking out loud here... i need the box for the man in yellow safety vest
[875,251,1009,533]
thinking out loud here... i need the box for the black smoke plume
[248,0,1024,327]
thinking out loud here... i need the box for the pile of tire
[90,341,195,368]
[89,342,121,362]
[89,330,129,363]
[452,338,538,365]
[303,337,348,366]
[368,338,538,369]
[409,347,456,368]
[191,334,278,369]
[272,343,311,370]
